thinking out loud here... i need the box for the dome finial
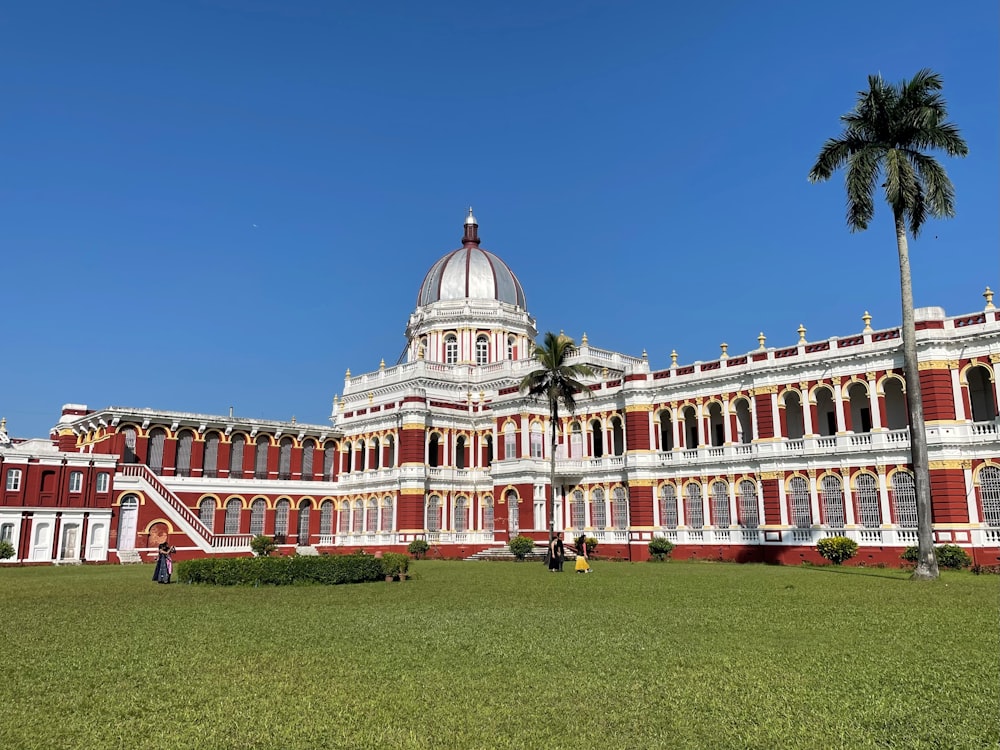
[462,207,480,245]
[465,206,476,225]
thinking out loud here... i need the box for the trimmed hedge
[176,552,406,586]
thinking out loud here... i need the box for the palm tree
[809,69,968,580]
[520,332,594,542]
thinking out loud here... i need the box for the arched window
[386,435,396,468]
[484,434,493,467]
[504,424,517,460]
[816,388,837,436]
[319,500,334,535]
[122,427,138,464]
[249,498,266,536]
[337,502,350,534]
[682,407,698,448]
[789,477,812,528]
[148,428,167,474]
[854,474,881,528]
[381,496,393,532]
[274,437,291,480]
[784,392,805,440]
[591,488,607,529]
[507,336,516,360]
[203,432,220,478]
[357,440,367,472]
[254,436,270,479]
[891,471,917,528]
[735,399,753,444]
[176,431,194,477]
[454,496,469,533]
[530,424,543,459]
[612,487,628,529]
[570,490,586,530]
[820,475,845,527]
[426,495,441,532]
[847,382,872,433]
[476,335,489,366]
[708,403,725,447]
[711,481,730,527]
[658,411,673,452]
[611,417,625,456]
[301,439,315,481]
[428,433,440,468]
[979,466,1000,527]
[199,498,215,532]
[659,484,678,529]
[224,499,241,535]
[968,366,997,422]
[444,334,458,365]
[883,378,908,430]
[367,499,379,532]
[229,435,245,479]
[117,495,139,550]
[372,438,381,470]
[456,436,467,469]
[483,496,494,532]
[352,500,364,532]
[685,483,704,529]
[323,442,336,480]
[570,423,582,458]
[591,420,604,458]
[275,499,290,538]
[506,490,518,535]
[738,480,759,529]
[297,500,311,542]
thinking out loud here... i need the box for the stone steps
[465,544,578,562]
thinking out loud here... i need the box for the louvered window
[301,439,315,481]
[659,485,678,529]
[711,481,731,527]
[319,500,333,535]
[69,471,83,493]
[229,435,245,479]
[592,488,607,529]
[530,424,543,458]
[199,498,215,532]
[570,490,586,530]
[483,497,494,532]
[323,443,335,480]
[612,487,628,529]
[504,425,517,459]
[445,335,458,364]
[338,503,349,534]
[426,495,441,532]
[789,477,812,527]
[148,428,166,474]
[249,499,266,536]
[297,501,310,542]
[891,472,917,528]
[367,500,379,531]
[685,483,704,529]
[476,335,489,365]
[352,501,363,532]
[203,433,220,478]
[274,499,289,536]
[821,475,845,527]
[980,466,1000,527]
[176,431,193,477]
[96,473,109,493]
[855,474,881,528]
[278,438,292,480]
[122,427,138,464]
[380,497,393,532]
[738,480,759,529]
[254,436,269,479]
[453,497,468,533]
[224,499,241,535]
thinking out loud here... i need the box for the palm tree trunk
[895,210,939,580]
[549,400,558,543]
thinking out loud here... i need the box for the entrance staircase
[465,544,577,562]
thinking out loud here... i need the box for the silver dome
[417,247,527,308]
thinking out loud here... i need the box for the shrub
[379,552,410,578]
[585,537,599,556]
[176,553,384,586]
[648,537,675,561]
[508,535,535,560]
[901,544,972,570]
[407,539,430,558]
[250,535,277,557]
[816,536,859,565]
[0,540,14,560]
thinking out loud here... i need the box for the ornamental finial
[670,349,678,367]
[797,324,807,344]
[465,206,476,225]
[985,286,995,311]
[862,311,873,332]
[581,332,588,346]
[720,342,728,359]
[757,332,766,350]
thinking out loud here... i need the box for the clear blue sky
[3,0,997,438]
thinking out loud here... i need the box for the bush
[816,536,859,565]
[585,537,599,557]
[648,537,675,561]
[250,535,277,557]
[0,540,14,560]
[379,552,410,578]
[407,539,430,558]
[508,535,535,560]
[901,544,972,570]
[176,553,385,586]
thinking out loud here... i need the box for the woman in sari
[152,542,173,583]
[574,535,592,573]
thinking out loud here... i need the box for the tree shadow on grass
[796,564,914,581]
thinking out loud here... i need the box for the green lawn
[2,560,997,750]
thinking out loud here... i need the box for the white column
[671,407,680,451]
[809,475,821,525]
[834,382,847,434]
[677,488,686,528]
[802,387,814,436]
[648,408,657,452]
[770,392,781,439]
[951,367,966,420]
[696,404,705,447]
[992,362,1000,417]
[868,376,882,429]
[722,402,733,444]
[776,477,789,526]
[728,481,738,527]
[877,468,892,526]
[701,479,710,526]
[965,466,978,523]
[843,473,857,526]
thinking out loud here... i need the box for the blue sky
[3,0,997,438]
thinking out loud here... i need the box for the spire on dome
[462,207,480,246]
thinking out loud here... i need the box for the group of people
[546,534,592,573]
[152,541,176,584]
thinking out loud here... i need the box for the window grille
[203,433,220,478]
[454,497,468,533]
[319,501,333,535]
[891,472,918,528]
[685,483,704,528]
[301,439,314,480]
[445,335,458,364]
[476,336,489,365]
[351,501,363,532]
[230,435,245,479]
[199,498,215,532]
[426,495,441,532]
[275,500,290,536]
[711,481,730,527]
[506,491,518,534]
[224,499,241,535]
[570,490,586,530]
[337,503,349,534]
[148,429,166,474]
[821,475,845,527]
[980,466,1000,527]
[788,477,811,527]
[298,502,311,542]
[659,484,678,528]
[323,443,335,480]
[96,472,109,493]
[278,438,292,480]
[855,474,881,528]
[176,431,193,477]
[612,487,628,529]
[6,469,21,491]
[367,500,379,532]
[249,499,266,536]
[381,497,393,532]
[122,427,138,464]
[483,497,494,532]
[254,436,269,479]
[591,488,607,529]
[738,480,759,528]
[69,471,83,493]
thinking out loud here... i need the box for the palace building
[2,211,999,567]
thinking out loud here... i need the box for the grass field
[2,560,997,750]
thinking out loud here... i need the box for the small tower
[463,207,480,246]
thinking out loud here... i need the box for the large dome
[416,211,527,309]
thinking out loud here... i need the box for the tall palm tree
[520,332,594,542]
[809,69,968,580]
